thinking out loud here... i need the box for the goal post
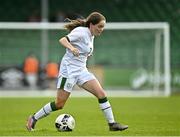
[0,22,171,96]
[105,22,170,96]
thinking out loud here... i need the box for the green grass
[0,96,180,136]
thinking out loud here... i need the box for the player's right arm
[59,37,79,57]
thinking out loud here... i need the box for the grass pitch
[0,96,180,136]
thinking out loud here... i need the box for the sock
[34,101,58,120]
[99,97,115,124]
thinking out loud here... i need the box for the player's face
[90,20,106,36]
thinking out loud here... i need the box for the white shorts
[56,69,96,92]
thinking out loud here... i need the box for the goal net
[0,22,170,96]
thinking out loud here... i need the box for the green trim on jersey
[60,77,67,89]
[98,97,108,103]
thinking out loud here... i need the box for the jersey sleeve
[66,27,85,42]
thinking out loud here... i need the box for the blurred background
[0,0,179,95]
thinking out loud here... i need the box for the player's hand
[71,47,79,57]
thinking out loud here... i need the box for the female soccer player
[26,12,128,131]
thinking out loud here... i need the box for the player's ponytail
[64,12,105,32]
[64,18,86,32]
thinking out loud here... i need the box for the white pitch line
[0,136,180,137]
[0,89,167,97]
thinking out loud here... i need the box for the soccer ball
[55,114,75,131]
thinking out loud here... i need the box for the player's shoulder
[72,26,88,33]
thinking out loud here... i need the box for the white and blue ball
[55,114,75,132]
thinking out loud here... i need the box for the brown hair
[64,12,106,31]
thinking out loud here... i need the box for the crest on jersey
[67,83,73,89]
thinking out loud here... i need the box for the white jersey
[59,27,94,78]
[57,27,96,92]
